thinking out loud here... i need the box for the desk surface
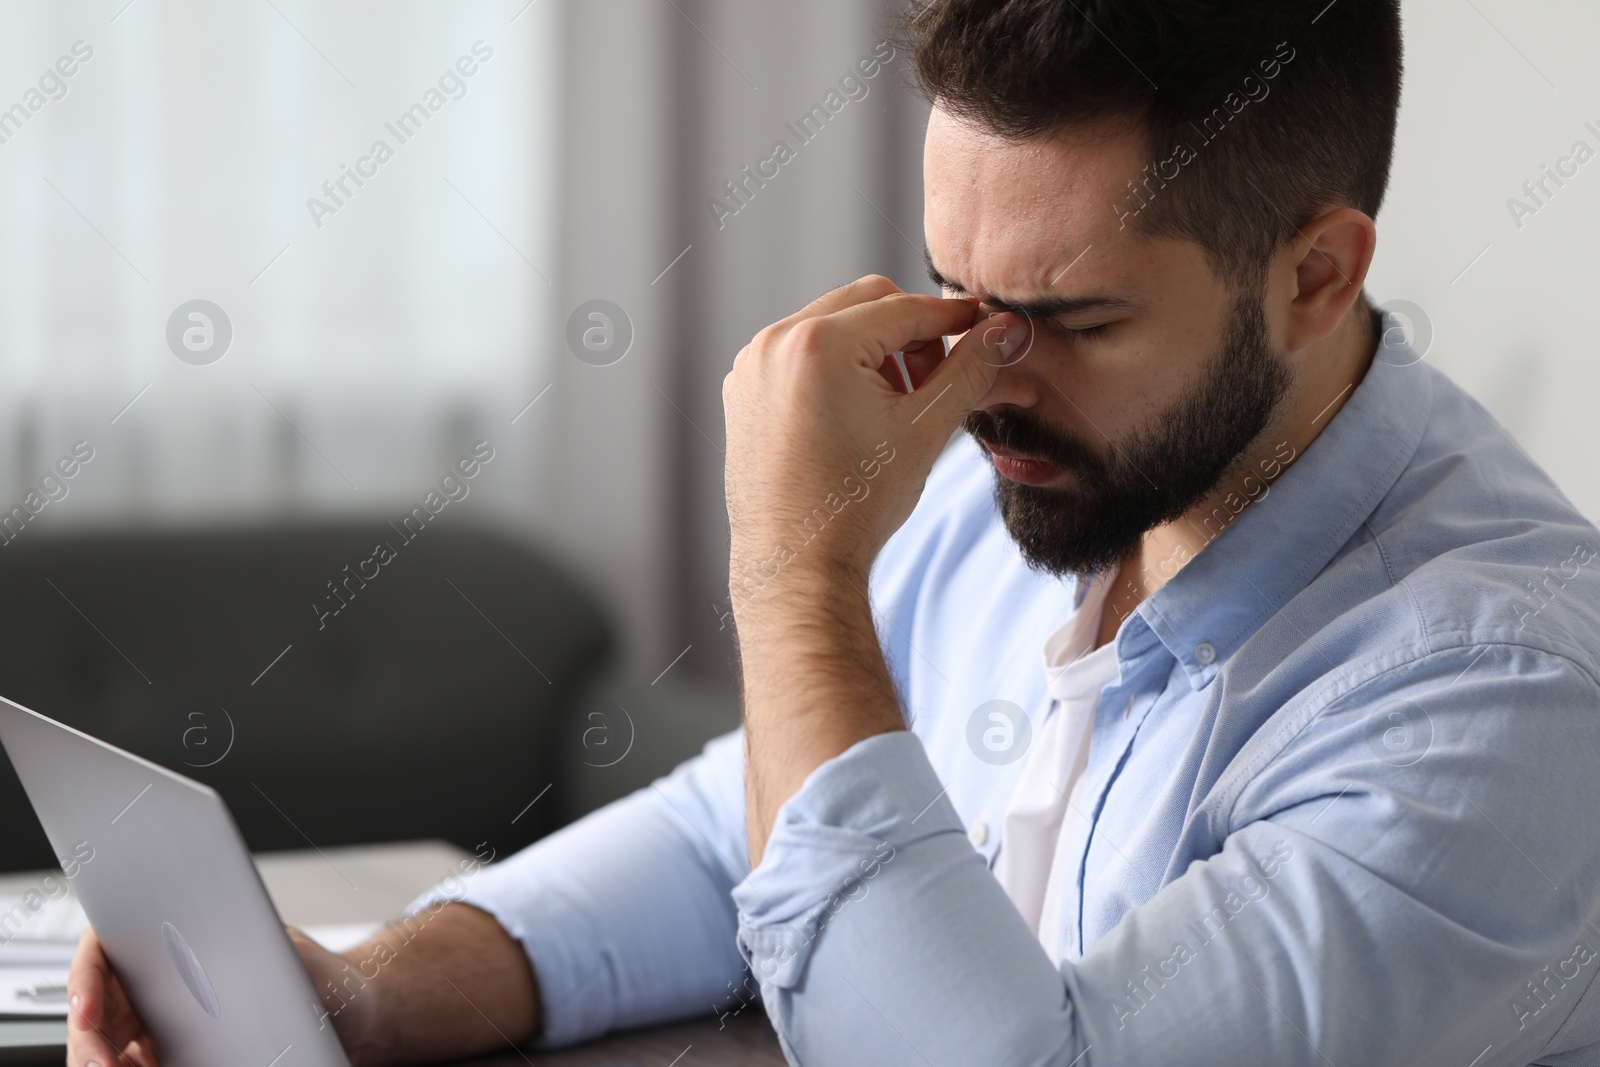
[451,1011,784,1067]
[0,841,784,1067]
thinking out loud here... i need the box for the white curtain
[0,0,557,525]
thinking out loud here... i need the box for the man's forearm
[737,566,907,867]
[718,277,1001,869]
[337,902,540,1067]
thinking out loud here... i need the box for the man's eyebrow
[922,244,1137,318]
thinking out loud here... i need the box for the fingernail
[70,993,80,1011]
[982,316,1029,364]
[1001,317,1029,361]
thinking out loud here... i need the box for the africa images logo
[166,300,233,365]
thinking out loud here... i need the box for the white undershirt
[992,571,1122,955]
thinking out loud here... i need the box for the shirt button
[967,819,988,847]
[1194,641,1217,665]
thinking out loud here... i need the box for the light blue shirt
[413,322,1600,1066]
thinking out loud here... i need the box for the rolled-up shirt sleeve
[731,729,1082,1065]
[729,645,1600,1066]
[406,727,753,1048]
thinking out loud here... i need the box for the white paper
[0,968,71,1018]
[0,892,88,944]
[301,921,384,953]
[0,941,76,969]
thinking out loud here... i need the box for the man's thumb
[914,310,1026,418]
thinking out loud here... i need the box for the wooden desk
[447,1011,784,1067]
[0,841,784,1067]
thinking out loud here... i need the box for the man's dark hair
[893,0,1404,291]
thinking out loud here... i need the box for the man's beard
[963,288,1293,581]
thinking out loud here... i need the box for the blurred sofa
[0,523,738,873]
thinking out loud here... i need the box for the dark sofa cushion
[0,523,612,872]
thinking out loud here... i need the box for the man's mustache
[963,409,1104,475]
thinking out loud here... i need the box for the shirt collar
[1041,570,1120,701]
[1130,302,1434,689]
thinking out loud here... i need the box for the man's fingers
[67,1019,126,1067]
[123,1036,162,1067]
[753,276,907,370]
[791,274,902,323]
[897,336,947,393]
[101,970,142,1044]
[824,292,981,370]
[904,309,1025,429]
[766,275,905,346]
[67,928,109,1032]
[877,350,916,394]
[67,984,146,1067]
[68,927,149,1061]
[896,307,1026,401]
[944,308,1031,378]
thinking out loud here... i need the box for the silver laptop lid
[0,696,351,1067]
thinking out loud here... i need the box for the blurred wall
[1362,0,1600,521]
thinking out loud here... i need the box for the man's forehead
[921,239,1139,319]
[921,205,1152,317]
[923,108,1150,309]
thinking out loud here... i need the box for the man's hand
[67,927,158,1067]
[67,903,539,1067]
[66,924,366,1067]
[724,275,1029,864]
[723,274,1027,605]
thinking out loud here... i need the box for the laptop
[0,695,351,1067]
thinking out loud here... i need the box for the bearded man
[70,2,1600,1065]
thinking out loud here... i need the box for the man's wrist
[731,555,871,632]
[336,940,398,1067]
[324,904,540,1066]
[732,562,880,709]
[735,555,904,865]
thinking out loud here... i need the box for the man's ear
[1280,206,1377,352]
